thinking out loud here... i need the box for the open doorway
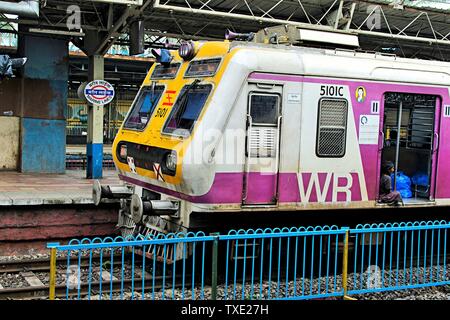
[380,92,439,204]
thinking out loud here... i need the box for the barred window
[248,93,280,158]
[316,99,348,157]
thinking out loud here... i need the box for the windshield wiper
[138,81,159,128]
[148,81,158,113]
[174,79,201,128]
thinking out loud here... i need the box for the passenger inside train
[379,161,404,206]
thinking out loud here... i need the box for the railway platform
[0,170,123,256]
[0,170,119,206]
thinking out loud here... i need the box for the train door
[242,83,282,206]
[378,93,440,204]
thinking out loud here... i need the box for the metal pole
[47,242,59,300]
[394,102,403,191]
[210,233,219,300]
[342,229,349,299]
[334,0,344,30]
[86,54,104,179]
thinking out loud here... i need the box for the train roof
[226,41,450,87]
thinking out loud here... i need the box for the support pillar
[86,55,104,179]
[16,28,68,173]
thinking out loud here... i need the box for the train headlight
[178,41,196,60]
[165,151,177,172]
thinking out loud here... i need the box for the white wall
[0,116,19,170]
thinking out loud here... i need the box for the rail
[0,254,123,299]
[66,153,115,170]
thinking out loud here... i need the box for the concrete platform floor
[0,169,122,206]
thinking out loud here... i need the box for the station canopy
[2,1,450,60]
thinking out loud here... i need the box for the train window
[249,94,279,125]
[123,86,165,130]
[316,98,348,157]
[185,58,221,77]
[163,83,212,137]
[151,63,180,80]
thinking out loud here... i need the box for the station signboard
[84,80,115,106]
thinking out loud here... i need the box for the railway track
[2,241,448,300]
[0,254,118,299]
[0,252,130,273]
[0,277,150,300]
[0,255,187,300]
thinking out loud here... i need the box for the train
[93,27,450,248]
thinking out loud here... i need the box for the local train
[94,29,450,241]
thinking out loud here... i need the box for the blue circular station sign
[84,80,115,106]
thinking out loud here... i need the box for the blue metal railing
[219,226,347,300]
[347,220,450,296]
[48,232,215,300]
[47,220,450,300]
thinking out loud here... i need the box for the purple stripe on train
[279,172,362,203]
[243,173,277,205]
[120,172,361,204]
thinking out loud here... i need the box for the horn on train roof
[225,29,255,41]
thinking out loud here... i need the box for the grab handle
[433,132,439,153]
[378,130,385,151]
[243,114,253,201]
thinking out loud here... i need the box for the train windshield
[185,58,221,78]
[151,63,180,80]
[123,85,164,130]
[163,82,212,137]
